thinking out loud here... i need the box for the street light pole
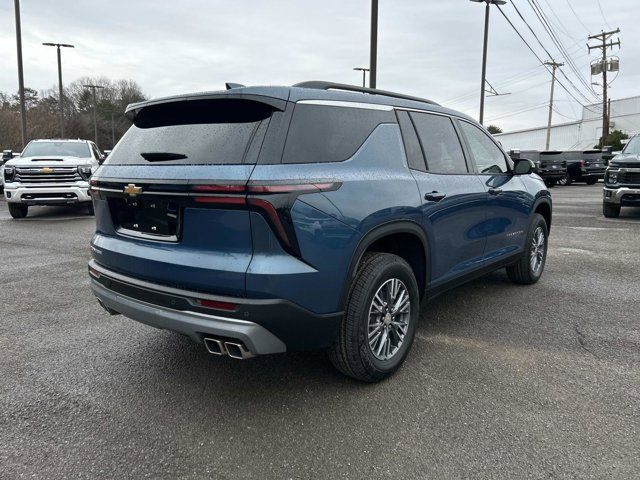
[43,42,74,137]
[369,0,378,89]
[83,84,104,144]
[353,67,370,88]
[471,0,506,125]
[14,0,27,147]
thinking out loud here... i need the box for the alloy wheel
[367,278,411,361]
[530,226,545,274]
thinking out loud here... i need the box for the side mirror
[513,158,534,175]
[2,150,13,162]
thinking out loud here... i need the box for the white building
[495,95,640,151]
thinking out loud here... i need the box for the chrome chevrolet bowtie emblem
[42,167,53,173]
[123,183,142,197]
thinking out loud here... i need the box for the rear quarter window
[104,99,274,166]
[281,103,395,164]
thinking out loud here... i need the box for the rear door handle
[424,191,446,202]
[488,187,503,196]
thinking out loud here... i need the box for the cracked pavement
[0,183,638,479]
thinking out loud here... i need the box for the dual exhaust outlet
[203,337,254,360]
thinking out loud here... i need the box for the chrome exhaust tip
[224,341,254,359]
[203,337,226,355]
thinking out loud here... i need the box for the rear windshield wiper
[140,152,188,162]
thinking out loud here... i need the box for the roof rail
[292,81,439,106]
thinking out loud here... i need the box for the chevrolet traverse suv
[88,82,552,382]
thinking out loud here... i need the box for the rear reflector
[199,299,237,311]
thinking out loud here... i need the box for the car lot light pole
[42,42,74,137]
[14,0,27,147]
[83,84,105,145]
[369,0,378,88]
[470,0,507,125]
[353,67,370,88]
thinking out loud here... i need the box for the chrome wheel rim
[367,278,411,361]
[530,226,545,274]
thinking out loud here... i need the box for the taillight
[190,181,340,257]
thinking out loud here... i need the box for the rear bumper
[88,260,342,354]
[4,182,91,204]
[537,170,566,180]
[603,186,640,205]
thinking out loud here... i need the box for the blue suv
[88,81,551,382]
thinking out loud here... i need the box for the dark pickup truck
[560,149,609,185]
[603,136,640,217]
[510,150,567,187]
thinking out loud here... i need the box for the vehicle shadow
[114,270,515,399]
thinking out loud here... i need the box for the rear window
[282,104,395,164]
[104,99,273,166]
[22,141,90,158]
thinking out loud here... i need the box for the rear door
[91,97,283,296]
[397,110,488,287]
[456,119,531,263]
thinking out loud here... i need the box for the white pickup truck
[3,139,103,219]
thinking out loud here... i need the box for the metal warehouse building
[494,95,640,151]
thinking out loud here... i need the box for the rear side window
[459,121,509,174]
[396,111,426,171]
[104,99,274,166]
[282,104,395,164]
[410,112,467,174]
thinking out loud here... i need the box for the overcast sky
[0,0,635,132]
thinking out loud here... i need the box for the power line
[526,0,600,100]
[496,5,600,113]
[595,0,612,30]
[564,0,590,32]
[506,2,598,105]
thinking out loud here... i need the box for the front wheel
[558,173,572,186]
[603,203,620,218]
[8,203,28,219]
[545,179,556,188]
[506,214,548,285]
[586,178,598,185]
[328,253,419,382]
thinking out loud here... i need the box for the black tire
[328,252,419,383]
[545,180,556,188]
[86,203,95,215]
[506,213,548,285]
[603,203,620,218]
[586,178,598,185]
[8,203,28,219]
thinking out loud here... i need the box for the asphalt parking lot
[0,184,638,479]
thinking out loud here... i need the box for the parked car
[509,150,566,187]
[603,135,640,217]
[1,149,18,193]
[559,150,607,185]
[3,139,103,218]
[88,81,552,382]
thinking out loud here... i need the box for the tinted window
[105,99,273,166]
[396,111,426,171]
[22,141,91,158]
[410,112,467,174]
[459,121,509,174]
[282,104,394,164]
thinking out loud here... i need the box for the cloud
[0,0,635,132]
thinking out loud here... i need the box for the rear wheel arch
[340,221,429,308]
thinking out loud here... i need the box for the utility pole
[369,0,378,89]
[470,0,507,125]
[43,42,75,137]
[544,61,563,150]
[353,67,370,88]
[83,84,104,144]
[14,0,27,147]
[111,112,115,148]
[588,29,620,144]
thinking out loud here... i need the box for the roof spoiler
[293,81,439,106]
